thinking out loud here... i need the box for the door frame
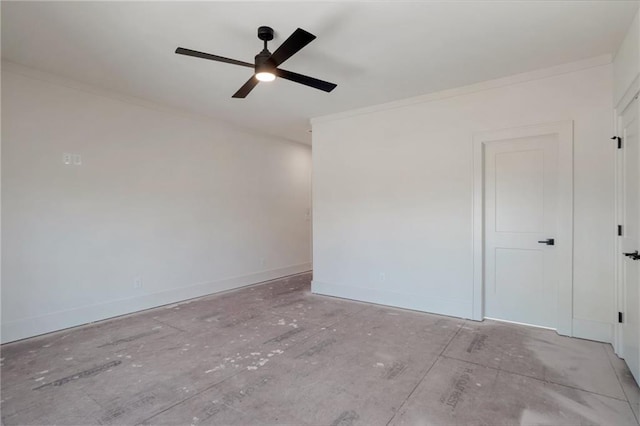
[472,121,574,336]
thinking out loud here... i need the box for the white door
[484,134,559,328]
[620,96,640,382]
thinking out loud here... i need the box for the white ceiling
[2,1,638,145]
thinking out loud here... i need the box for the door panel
[495,149,545,233]
[493,248,551,325]
[621,97,640,383]
[484,134,559,329]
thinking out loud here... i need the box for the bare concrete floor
[1,272,638,425]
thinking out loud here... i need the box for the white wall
[1,63,312,343]
[312,58,615,343]
[614,10,639,109]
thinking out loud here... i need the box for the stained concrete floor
[1,272,638,425]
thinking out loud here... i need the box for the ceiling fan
[175,26,337,98]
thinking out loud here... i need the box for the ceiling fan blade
[175,47,254,68]
[232,75,259,98]
[266,28,316,67]
[275,69,337,93]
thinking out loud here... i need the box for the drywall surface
[1,65,312,343]
[614,10,639,108]
[312,62,614,343]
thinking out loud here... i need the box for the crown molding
[311,54,612,125]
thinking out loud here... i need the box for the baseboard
[1,263,312,344]
[311,279,472,319]
[572,317,613,343]
[483,317,557,331]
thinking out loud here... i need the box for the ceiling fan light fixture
[256,71,276,82]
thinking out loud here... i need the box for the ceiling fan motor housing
[255,50,274,74]
[255,26,275,74]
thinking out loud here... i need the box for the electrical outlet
[379,272,386,282]
[63,153,82,165]
[134,277,142,289]
[260,258,265,267]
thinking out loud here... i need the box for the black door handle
[624,250,640,260]
[538,238,555,246]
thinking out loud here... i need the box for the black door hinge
[618,225,623,236]
[611,136,622,149]
[619,312,624,323]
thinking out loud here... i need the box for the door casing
[472,121,574,336]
